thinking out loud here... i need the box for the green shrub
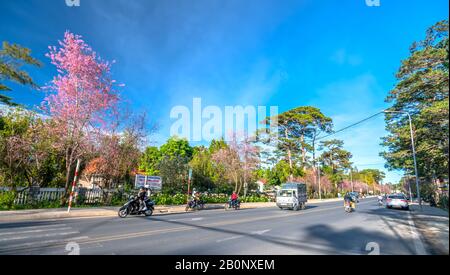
[241,194,270,203]
[202,194,227,204]
[438,195,449,211]
[153,193,174,205]
[110,192,128,206]
[0,191,16,210]
[172,193,188,205]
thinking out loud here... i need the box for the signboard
[135,174,162,191]
[146,176,162,191]
[135,174,146,187]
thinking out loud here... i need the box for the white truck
[276,182,307,211]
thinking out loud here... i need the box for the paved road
[0,198,426,255]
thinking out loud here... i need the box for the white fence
[0,187,115,205]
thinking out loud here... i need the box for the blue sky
[1,0,448,184]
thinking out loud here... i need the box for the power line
[316,111,384,141]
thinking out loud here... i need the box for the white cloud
[330,49,363,66]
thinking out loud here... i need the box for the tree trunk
[62,147,74,205]
[237,178,243,195]
[300,134,306,167]
[285,129,293,181]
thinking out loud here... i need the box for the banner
[146,176,162,190]
[135,174,162,191]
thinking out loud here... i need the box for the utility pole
[187,168,192,203]
[384,110,421,210]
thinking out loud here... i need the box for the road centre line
[0,227,73,236]
[0,236,89,252]
[0,231,80,242]
[0,223,67,231]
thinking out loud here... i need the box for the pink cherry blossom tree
[42,31,122,194]
[212,132,260,194]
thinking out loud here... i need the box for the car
[386,194,409,210]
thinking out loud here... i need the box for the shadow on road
[147,213,416,255]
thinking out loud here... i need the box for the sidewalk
[0,197,345,222]
[410,203,449,255]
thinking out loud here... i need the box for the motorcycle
[185,199,205,211]
[118,195,155,218]
[225,199,240,210]
[377,198,383,206]
[344,200,356,213]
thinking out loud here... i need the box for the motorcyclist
[230,191,239,208]
[137,186,148,211]
[190,189,199,207]
[377,194,383,203]
[344,192,355,209]
[194,191,201,205]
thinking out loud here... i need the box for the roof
[256,179,268,185]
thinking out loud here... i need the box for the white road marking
[0,224,67,232]
[251,229,271,235]
[407,211,427,255]
[216,229,271,243]
[0,231,79,242]
[0,227,72,236]
[0,236,89,251]
[168,217,205,222]
[216,236,243,243]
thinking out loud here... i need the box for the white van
[276,182,307,211]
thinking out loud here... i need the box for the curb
[0,198,352,222]
[0,202,276,222]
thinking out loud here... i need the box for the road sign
[135,174,162,191]
[135,174,146,187]
[146,176,162,190]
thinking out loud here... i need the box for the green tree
[318,139,352,189]
[319,139,352,173]
[160,136,193,160]
[261,106,333,178]
[0,109,64,189]
[381,19,449,184]
[139,146,161,175]
[157,155,190,194]
[355,169,386,186]
[154,137,193,193]
[0,42,42,106]
[189,145,215,191]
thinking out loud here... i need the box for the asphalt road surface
[0,198,426,255]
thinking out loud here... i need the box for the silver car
[386,194,409,210]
